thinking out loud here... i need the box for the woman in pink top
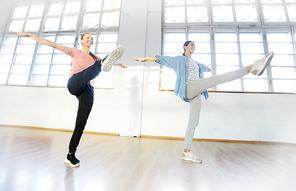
[11,31,125,167]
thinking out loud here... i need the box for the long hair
[182,41,193,56]
[81,33,99,61]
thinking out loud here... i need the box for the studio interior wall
[0,0,295,144]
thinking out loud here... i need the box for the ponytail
[89,51,99,61]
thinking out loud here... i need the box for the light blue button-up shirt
[156,55,211,102]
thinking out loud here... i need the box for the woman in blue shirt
[134,41,274,163]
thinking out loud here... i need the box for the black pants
[67,59,104,154]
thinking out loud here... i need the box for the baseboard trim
[140,135,295,145]
[0,124,119,136]
[1,124,295,146]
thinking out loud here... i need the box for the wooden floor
[1,126,296,191]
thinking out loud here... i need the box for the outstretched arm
[114,63,128,68]
[134,57,157,62]
[10,31,72,56]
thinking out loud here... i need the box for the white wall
[0,0,296,144]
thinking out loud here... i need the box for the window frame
[161,0,296,94]
[0,0,122,89]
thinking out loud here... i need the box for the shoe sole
[101,45,124,72]
[182,157,202,163]
[64,158,80,167]
[254,52,274,76]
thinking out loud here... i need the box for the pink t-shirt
[70,48,101,86]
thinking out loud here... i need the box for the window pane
[35,55,52,64]
[1,45,15,54]
[103,0,121,10]
[11,65,31,74]
[240,32,262,42]
[83,13,100,28]
[165,0,185,5]
[215,32,237,41]
[48,76,68,86]
[212,0,232,3]
[31,75,48,86]
[101,12,120,26]
[98,34,118,42]
[0,55,13,63]
[234,0,255,3]
[164,32,186,42]
[187,0,206,4]
[286,5,296,22]
[0,75,8,84]
[262,5,286,22]
[270,55,294,67]
[216,54,239,66]
[64,1,81,14]
[271,67,296,79]
[268,43,293,54]
[24,19,41,32]
[47,2,64,16]
[0,64,10,74]
[43,35,56,42]
[15,55,33,64]
[261,0,282,3]
[187,7,208,22]
[16,45,35,54]
[165,7,186,23]
[57,35,75,43]
[3,36,18,44]
[38,45,54,54]
[273,80,296,93]
[267,32,290,42]
[44,17,61,31]
[244,79,268,92]
[215,43,238,53]
[235,5,258,22]
[240,43,264,54]
[212,6,234,22]
[164,42,184,53]
[188,32,210,41]
[52,55,72,64]
[85,0,102,12]
[192,54,211,65]
[33,65,50,74]
[51,65,71,75]
[195,43,211,53]
[97,43,117,53]
[9,20,24,32]
[60,16,78,30]
[9,74,29,85]
[13,6,28,18]
[29,4,44,18]
[241,55,265,66]
[216,66,240,74]
[20,37,36,44]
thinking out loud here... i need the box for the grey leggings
[184,67,249,150]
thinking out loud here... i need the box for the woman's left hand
[114,63,128,68]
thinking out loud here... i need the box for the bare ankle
[184,149,190,153]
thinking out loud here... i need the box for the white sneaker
[101,45,124,72]
[250,51,274,76]
[182,152,202,163]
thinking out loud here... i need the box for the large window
[0,0,122,88]
[162,0,296,94]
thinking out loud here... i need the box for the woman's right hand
[10,30,31,37]
[133,57,148,62]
